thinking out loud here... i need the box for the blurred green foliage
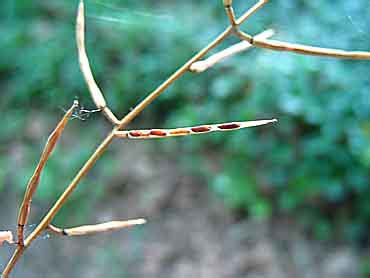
[0,0,369,240]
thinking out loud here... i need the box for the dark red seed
[129,131,143,137]
[150,130,167,136]
[191,126,211,133]
[170,129,191,135]
[218,123,240,130]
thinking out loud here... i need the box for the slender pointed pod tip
[0,231,14,246]
[134,218,147,225]
[189,61,209,73]
[256,29,275,39]
[261,118,278,125]
[241,118,278,128]
[78,0,84,16]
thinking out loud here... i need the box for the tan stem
[253,37,370,59]
[236,30,370,60]
[224,6,237,26]
[236,0,269,25]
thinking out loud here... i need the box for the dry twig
[223,0,237,26]
[236,30,370,59]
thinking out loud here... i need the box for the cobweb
[87,0,177,31]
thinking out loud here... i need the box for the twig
[253,37,370,59]
[236,30,370,60]
[223,0,237,26]
[190,29,275,73]
[236,0,269,26]
[115,119,277,139]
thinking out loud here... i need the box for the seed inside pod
[218,123,240,130]
[129,131,144,137]
[191,126,211,133]
[150,130,167,136]
[169,129,191,135]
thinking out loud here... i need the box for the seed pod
[115,119,278,139]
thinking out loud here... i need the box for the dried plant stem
[236,30,370,60]
[223,0,237,26]
[236,0,269,25]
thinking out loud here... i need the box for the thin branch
[76,0,120,125]
[223,0,237,26]
[254,37,370,60]
[190,29,275,73]
[237,30,370,60]
[115,119,277,139]
[48,219,146,237]
[236,0,269,26]
[17,101,78,246]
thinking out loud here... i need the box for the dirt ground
[0,142,363,277]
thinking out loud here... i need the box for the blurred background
[0,0,369,277]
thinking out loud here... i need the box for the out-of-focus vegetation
[0,0,369,241]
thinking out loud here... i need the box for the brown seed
[129,131,143,137]
[218,123,240,130]
[169,129,191,135]
[150,130,167,136]
[191,126,211,133]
